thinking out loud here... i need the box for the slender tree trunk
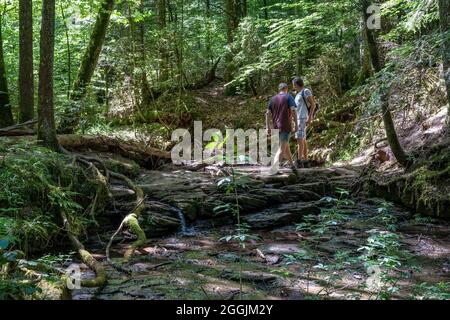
[0,14,13,128]
[361,0,408,167]
[137,0,151,107]
[241,0,247,17]
[158,0,169,82]
[59,0,115,133]
[59,1,72,99]
[71,0,114,101]
[438,0,450,133]
[224,0,239,83]
[356,18,372,85]
[263,0,268,20]
[361,0,382,72]
[19,0,34,123]
[37,0,60,152]
[205,0,213,66]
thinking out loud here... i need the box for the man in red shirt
[266,83,299,175]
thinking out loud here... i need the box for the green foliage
[296,188,354,235]
[370,200,398,231]
[357,229,413,299]
[0,239,42,299]
[411,282,450,300]
[0,142,102,253]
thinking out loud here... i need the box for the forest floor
[63,162,450,300]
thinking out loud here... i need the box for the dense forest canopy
[0,0,447,133]
[0,0,449,301]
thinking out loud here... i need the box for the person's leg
[269,145,282,175]
[296,118,307,165]
[269,132,288,175]
[303,139,308,160]
[278,132,290,165]
[284,142,294,166]
[280,132,298,175]
[297,139,305,161]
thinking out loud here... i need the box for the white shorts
[296,118,308,139]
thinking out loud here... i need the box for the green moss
[184,251,209,260]
[367,142,450,217]
[103,157,140,178]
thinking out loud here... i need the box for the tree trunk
[205,0,213,66]
[379,86,408,166]
[224,0,239,83]
[356,18,372,85]
[438,0,450,134]
[361,0,382,72]
[0,17,14,128]
[361,0,408,167]
[158,0,169,82]
[19,0,34,123]
[137,0,151,107]
[58,0,115,133]
[70,0,114,101]
[263,0,268,20]
[37,0,60,152]
[241,0,247,17]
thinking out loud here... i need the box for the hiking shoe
[303,160,311,168]
[296,159,304,168]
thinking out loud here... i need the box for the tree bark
[361,0,382,72]
[438,0,450,134]
[137,0,151,107]
[157,0,169,82]
[379,86,408,166]
[0,16,14,128]
[224,0,239,83]
[37,0,61,152]
[263,0,268,20]
[361,0,408,167]
[19,0,34,123]
[59,0,115,133]
[205,0,213,66]
[70,0,114,101]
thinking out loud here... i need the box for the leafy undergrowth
[0,142,110,299]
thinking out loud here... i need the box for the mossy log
[60,211,107,288]
[0,134,171,169]
[107,172,147,264]
[59,135,171,169]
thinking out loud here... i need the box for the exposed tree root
[108,172,147,263]
[60,211,107,288]
[59,149,148,279]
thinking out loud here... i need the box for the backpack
[300,88,320,117]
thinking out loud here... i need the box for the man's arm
[292,109,298,132]
[306,95,316,126]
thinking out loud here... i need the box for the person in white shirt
[292,77,316,168]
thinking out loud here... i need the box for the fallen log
[0,134,172,169]
[58,135,171,169]
[0,119,37,136]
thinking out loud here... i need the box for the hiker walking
[292,77,317,168]
[266,83,299,175]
